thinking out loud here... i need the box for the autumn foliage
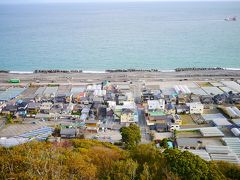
[0,140,239,180]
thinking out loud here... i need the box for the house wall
[0,103,6,113]
[147,100,165,110]
[121,113,134,123]
[190,103,204,114]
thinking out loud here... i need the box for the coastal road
[1,70,240,86]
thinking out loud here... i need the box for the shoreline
[2,67,240,74]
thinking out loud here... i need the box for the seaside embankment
[0,68,240,87]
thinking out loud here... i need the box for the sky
[0,0,239,4]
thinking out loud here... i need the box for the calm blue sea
[0,2,240,71]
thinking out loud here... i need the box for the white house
[147,99,165,111]
[108,101,116,109]
[188,103,204,114]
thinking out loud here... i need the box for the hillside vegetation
[0,140,240,180]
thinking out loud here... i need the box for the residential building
[17,101,28,117]
[166,103,175,114]
[147,99,165,111]
[175,105,190,114]
[27,102,41,114]
[60,128,76,138]
[1,104,17,115]
[40,102,53,114]
[188,103,204,114]
[85,120,100,132]
[54,94,67,103]
[173,114,182,125]
[142,91,154,102]
[121,109,135,125]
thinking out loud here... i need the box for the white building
[108,101,116,109]
[188,103,204,114]
[147,99,165,111]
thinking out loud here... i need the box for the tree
[66,152,97,179]
[111,159,138,180]
[216,161,240,180]
[6,114,13,124]
[160,138,169,148]
[163,149,224,180]
[140,163,151,180]
[120,123,141,149]
[1,140,240,180]
[130,144,169,180]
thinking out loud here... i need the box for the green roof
[8,79,20,83]
[149,111,166,116]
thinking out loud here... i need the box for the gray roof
[3,104,17,111]
[71,86,85,94]
[221,81,240,93]
[210,153,240,164]
[57,85,71,95]
[60,128,76,135]
[35,87,46,95]
[189,87,207,96]
[28,102,41,109]
[201,87,223,95]
[187,150,211,161]
[177,138,199,147]
[205,145,232,154]
[0,137,30,147]
[44,87,58,95]
[200,127,224,137]
[222,138,240,158]
[202,113,227,122]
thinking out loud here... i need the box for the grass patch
[47,84,59,87]
[197,82,213,87]
[180,115,195,125]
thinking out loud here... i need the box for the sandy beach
[0,70,240,87]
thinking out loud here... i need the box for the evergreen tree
[120,123,141,149]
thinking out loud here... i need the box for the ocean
[0,2,240,71]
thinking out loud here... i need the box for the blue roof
[16,126,53,139]
[16,99,23,104]
[0,88,25,101]
[167,103,175,110]
[167,141,173,148]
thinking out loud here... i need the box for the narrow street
[132,80,151,143]
[137,108,151,143]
